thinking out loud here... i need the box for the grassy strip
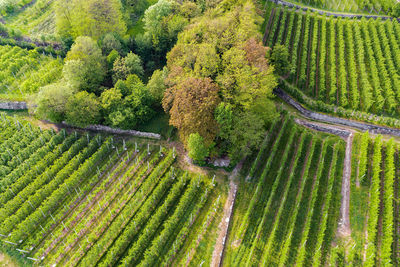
[259,132,309,266]
[244,129,300,265]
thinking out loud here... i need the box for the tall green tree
[64,36,106,94]
[112,52,144,84]
[147,67,168,103]
[187,133,209,164]
[101,74,154,129]
[228,111,265,161]
[270,44,291,76]
[65,91,101,127]
[36,83,76,122]
[163,77,221,145]
[164,0,277,158]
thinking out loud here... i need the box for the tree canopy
[64,36,106,94]
[36,83,76,123]
[187,133,209,164]
[163,77,221,145]
[164,0,278,159]
[65,91,102,127]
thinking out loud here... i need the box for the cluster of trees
[36,36,153,128]
[55,0,127,40]
[163,0,279,162]
[37,0,211,130]
[37,0,281,163]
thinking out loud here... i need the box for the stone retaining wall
[84,125,161,139]
[0,101,28,110]
[58,122,162,140]
[275,87,400,137]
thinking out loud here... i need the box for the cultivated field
[349,132,399,266]
[264,4,400,115]
[0,45,62,99]
[224,114,346,266]
[283,0,397,14]
[0,115,224,266]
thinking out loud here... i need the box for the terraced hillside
[281,0,397,14]
[0,114,224,266]
[0,45,62,100]
[224,114,346,266]
[1,0,56,38]
[264,4,400,115]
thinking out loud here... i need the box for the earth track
[211,160,243,267]
[294,119,353,238]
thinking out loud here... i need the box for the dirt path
[338,132,353,237]
[210,160,243,267]
[294,118,353,238]
[0,253,17,267]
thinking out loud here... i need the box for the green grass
[172,179,229,266]
[135,110,174,139]
[349,133,370,263]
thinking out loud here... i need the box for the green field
[349,132,399,266]
[0,114,225,266]
[264,4,400,116]
[224,113,346,266]
[0,45,62,100]
[283,0,397,15]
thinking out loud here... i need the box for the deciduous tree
[163,77,221,145]
[36,83,76,122]
[187,133,209,164]
[65,91,101,127]
[64,36,106,94]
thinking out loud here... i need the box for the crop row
[265,6,400,115]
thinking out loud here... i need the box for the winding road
[275,87,400,136]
